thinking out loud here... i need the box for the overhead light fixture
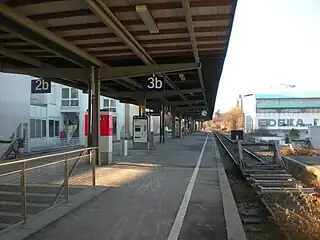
[135,5,159,34]
[179,73,186,81]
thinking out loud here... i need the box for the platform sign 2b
[143,74,164,91]
[31,78,51,93]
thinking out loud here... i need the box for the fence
[0,147,97,232]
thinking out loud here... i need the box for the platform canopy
[0,0,237,120]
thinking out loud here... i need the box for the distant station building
[0,73,140,156]
[254,93,320,138]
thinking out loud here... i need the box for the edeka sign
[258,118,310,127]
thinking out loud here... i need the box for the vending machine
[132,115,150,150]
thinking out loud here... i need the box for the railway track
[215,133,286,240]
[215,132,316,240]
[217,133,314,194]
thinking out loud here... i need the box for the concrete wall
[0,73,31,155]
[115,101,125,141]
[125,104,139,137]
[78,90,88,146]
[283,156,320,187]
[152,116,161,134]
[308,126,320,149]
[248,136,288,145]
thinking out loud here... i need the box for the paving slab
[289,156,320,169]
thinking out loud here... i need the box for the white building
[245,115,254,132]
[251,93,320,138]
[0,73,139,157]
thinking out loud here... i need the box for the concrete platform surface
[290,156,320,169]
[13,133,245,240]
[284,156,320,186]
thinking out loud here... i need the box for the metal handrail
[0,146,97,227]
[0,147,97,167]
[52,151,86,205]
[0,154,90,178]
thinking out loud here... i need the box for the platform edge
[212,133,247,240]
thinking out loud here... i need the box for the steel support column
[87,79,93,147]
[178,114,182,138]
[160,101,165,143]
[124,103,131,138]
[171,108,176,139]
[91,67,100,165]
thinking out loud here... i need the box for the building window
[110,99,116,107]
[71,88,78,98]
[54,120,59,137]
[30,119,36,138]
[103,98,116,112]
[61,88,79,107]
[35,119,42,138]
[42,120,46,137]
[61,100,69,106]
[70,100,78,106]
[61,88,69,98]
[30,119,46,139]
[112,116,117,135]
[103,99,110,108]
[49,120,54,137]
[48,120,59,137]
[256,108,278,113]
[256,107,320,114]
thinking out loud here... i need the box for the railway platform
[0,132,246,240]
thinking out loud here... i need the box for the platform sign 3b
[31,78,51,93]
[143,74,164,91]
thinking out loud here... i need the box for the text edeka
[258,118,312,127]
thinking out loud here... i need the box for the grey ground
[26,133,227,240]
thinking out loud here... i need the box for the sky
[214,0,320,113]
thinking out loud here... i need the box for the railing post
[64,154,69,202]
[237,139,244,170]
[20,162,27,223]
[91,149,96,187]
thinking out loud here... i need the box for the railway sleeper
[244,164,283,170]
[254,182,299,188]
[258,187,315,194]
[242,218,266,224]
[247,173,293,179]
[244,224,267,233]
[244,169,288,174]
[251,179,303,186]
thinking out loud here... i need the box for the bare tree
[222,107,243,130]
